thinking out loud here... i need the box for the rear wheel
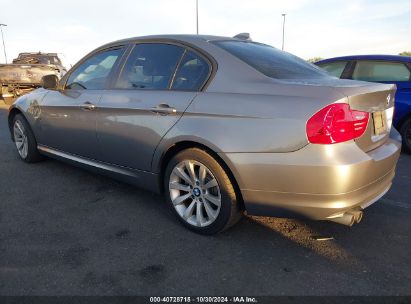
[401,117,411,153]
[12,114,43,162]
[164,148,242,235]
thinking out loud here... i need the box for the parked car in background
[8,35,401,234]
[0,52,66,105]
[315,55,411,152]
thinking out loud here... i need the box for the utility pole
[196,0,199,34]
[0,24,7,63]
[281,14,286,51]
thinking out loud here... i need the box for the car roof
[316,54,411,64]
[115,34,236,42]
[97,34,243,50]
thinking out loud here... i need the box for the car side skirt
[37,145,161,194]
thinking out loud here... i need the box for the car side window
[352,61,411,82]
[172,50,210,91]
[115,43,185,90]
[66,48,123,90]
[317,61,347,78]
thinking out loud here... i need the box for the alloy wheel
[169,160,221,227]
[13,120,28,159]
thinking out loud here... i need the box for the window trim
[108,39,216,92]
[341,61,355,79]
[168,49,188,90]
[349,60,411,82]
[61,45,127,90]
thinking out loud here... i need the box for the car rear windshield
[212,40,329,79]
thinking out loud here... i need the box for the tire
[12,114,43,163]
[400,117,411,154]
[164,148,242,235]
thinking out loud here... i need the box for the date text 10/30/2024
[149,297,258,303]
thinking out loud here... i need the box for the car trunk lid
[333,82,396,152]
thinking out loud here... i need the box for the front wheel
[164,148,242,235]
[401,117,411,153]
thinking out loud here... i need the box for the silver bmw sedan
[8,35,401,234]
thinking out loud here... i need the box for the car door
[37,47,125,159]
[96,42,212,171]
[350,60,411,126]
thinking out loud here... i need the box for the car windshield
[212,40,329,79]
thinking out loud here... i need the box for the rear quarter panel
[152,83,347,174]
[168,92,310,153]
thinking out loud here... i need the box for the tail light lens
[306,103,369,144]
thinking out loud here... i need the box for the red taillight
[306,103,369,144]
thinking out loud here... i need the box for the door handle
[151,103,177,115]
[80,102,96,111]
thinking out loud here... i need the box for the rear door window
[317,61,348,78]
[352,61,411,82]
[115,43,185,90]
[171,50,210,91]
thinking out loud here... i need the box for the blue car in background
[316,55,411,153]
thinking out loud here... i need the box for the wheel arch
[8,107,25,138]
[157,140,245,211]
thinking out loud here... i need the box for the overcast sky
[1,0,410,67]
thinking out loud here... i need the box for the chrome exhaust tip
[328,210,363,226]
[350,210,363,224]
[328,213,355,226]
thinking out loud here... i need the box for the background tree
[399,51,411,56]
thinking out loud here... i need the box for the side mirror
[41,74,59,90]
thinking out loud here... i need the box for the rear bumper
[222,130,401,220]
